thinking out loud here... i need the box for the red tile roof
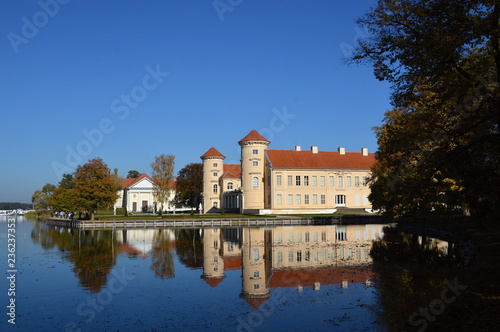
[201,147,225,159]
[268,266,375,289]
[242,297,270,309]
[222,164,242,179]
[223,255,242,271]
[266,150,376,170]
[121,173,176,189]
[238,130,270,143]
[203,277,225,288]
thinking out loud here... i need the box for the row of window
[276,175,367,187]
[276,194,346,206]
[276,247,370,263]
[277,231,328,243]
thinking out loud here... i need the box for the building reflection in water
[199,224,387,308]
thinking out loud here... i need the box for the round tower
[200,147,225,213]
[238,130,270,214]
[201,228,226,285]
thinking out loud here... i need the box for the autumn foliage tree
[174,163,203,213]
[73,158,119,220]
[151,154,175,217]
[350,0,500,220]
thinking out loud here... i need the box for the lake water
[0,216,464,331]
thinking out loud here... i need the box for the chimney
[338,147,345,155]
[295,145,301,151]
[311,146,318,154]
[362,148,368,156]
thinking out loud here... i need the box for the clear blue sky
[0,0,391,204]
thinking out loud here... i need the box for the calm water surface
[0,216,463,331]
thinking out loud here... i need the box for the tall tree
[174,163,203,213]
[32,183,56,210]
[59,173,76,189]
[73,158,119,220]
[350,0,500,220]
[150,154,175,217]
[127,170,140,178]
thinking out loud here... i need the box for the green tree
[150,154,175,217]
[32,183,56,210]
[127,170,140,178]
[174,163,203,214]
[73,158,119,220]
[351,0,500,220]
[59,173,76,189]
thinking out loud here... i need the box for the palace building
[200,130,376,215]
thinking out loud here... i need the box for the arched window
[252,177,259,188]
[227,182,233,190]
[213,184,218,193]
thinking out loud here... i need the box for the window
[254,271,260,278]
[228,242,234,251]
[297,232,302,242]
[320,194,326,204]
[321,232,327,242]
[320,176,325,186]
[254,284,260,289]
[253,249,259,261]
[277,175,282,186]
[329,176,334,186]
[252,161,259,167]
[347,176,352,187]
[214,267,218,271]
[288,232,293,242]
[336,195,346,206]
[314,232,318,242]
[314,250,319,261]
[336,226,347,241]
[304,194,310,204]
[288,251,294,262]
[214,257,218,263]
[227,182,233,190]
[312,176,317,186]
[305,250,310,261]
[213,184,218,193]
[213,163,218,167]
[213,202,218,208]
[252,177,259,188]
[296,194,301,205]
[296,176,301,186]
[252,149,258,155]
[214,240,218,249]
[305,232,310,242]
[287,175,293,186]
[278,252,283,263]
[363,176,368,186]
[322,250,327,261]
[277,194,282,205]
[312,194,318,204]
[297,251,302,262]
[304,176,309,186]
[338,176,343,187]
[277,232,282,243]
[355,176,360,187]
[213,172,218,177]
[287,194,293,205]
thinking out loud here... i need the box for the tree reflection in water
[150,229,175,279]
[370,225,465,331]
[31,222,120,293]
